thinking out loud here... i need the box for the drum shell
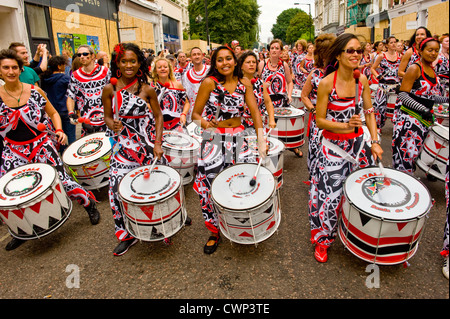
[339,167,432,265]
[215,191,280,245]
[339,197,428,265]
[243,136,285,189]
[291,89,304,110]
[211,163,280,245]
[0,164,72,240]
[62,133,112,190]
[386,90,397,119]
[433,103,449,127]
[270,107,305,149]
[162,131,200,185]
[119,185,186,242]
[416,125,449,181]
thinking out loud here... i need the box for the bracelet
[154,140,162,144]
[180,113,186,117]
[371,140,380,145]
[55,129,64,134]
[363,107,374,115]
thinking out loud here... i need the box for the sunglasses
[77,52,90,57]
[342,48,364,54]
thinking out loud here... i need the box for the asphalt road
[0,119,448,312]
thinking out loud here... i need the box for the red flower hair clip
[114,43,125,63]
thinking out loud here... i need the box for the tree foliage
[270,8,302,43]
[188,0,260,49]
[286,11,314,44]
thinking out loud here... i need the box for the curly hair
[110,42,149,94]
[313,33,336,69]
[0,49,24,72]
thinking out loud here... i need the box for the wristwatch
[371,140,380,145]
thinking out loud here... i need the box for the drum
[211,163,281,245]
[291,88,303,109]
[416,124,449,181]
[186,121,203,144]
[433,103,449,127]
[0,163,72,240]
[386,85,398,120]
[118,164,186,241]
[62,132,112,190]
[244,135,285,189]
[162,130,200,185]
[339,167,432,265]
[269,107,305,149]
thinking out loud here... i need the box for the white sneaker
[443,256,449,280]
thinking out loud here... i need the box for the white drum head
[273,107,304,118]
[344,167,432,221]
[63,132,111,166]
[244,135,285,156]
[162,131,200,151]
[0,163,56,208]
[431,125,449,141]
[119,165,181,204]
[211,163,275,211]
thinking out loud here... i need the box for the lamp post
[204,0,210,53]
[294,2,312,41]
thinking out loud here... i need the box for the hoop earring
[136,69,143,77]
[116,70,122,78]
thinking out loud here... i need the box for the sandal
[290,148,303,158]
[204,234,220,254]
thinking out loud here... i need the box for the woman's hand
[112,119,123,133]
[205,118,219,130]
[257,137,268,160]
[268,120,277,129]
[153,143,164,160]
[371,143,383,162]
[180,113,186,126]
[347,114,363,129]
[55,131,68,145]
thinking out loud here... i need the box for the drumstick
[249,158,263,187]
[37,123,58,136]
[143,158,158,179]
[249,128,272,186]
[110,77,119,121]
[353,69,361,134]
[37,123,68,145]
[376,158,391,186]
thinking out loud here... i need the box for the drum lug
[403,261,411,268]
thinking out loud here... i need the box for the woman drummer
[102,43,165,256]
[300,33,336,177]
[258,39,293,108]
[237,50,276,131]
[258,39,301,157]
[309,33,382,263]
[0,49,100,251]
[370,36,401,130]
[150,57,191,131]
[398,27,432,78]
[392,37,448,175]
[192,45,267,254]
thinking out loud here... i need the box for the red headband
[419,37,437,51]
